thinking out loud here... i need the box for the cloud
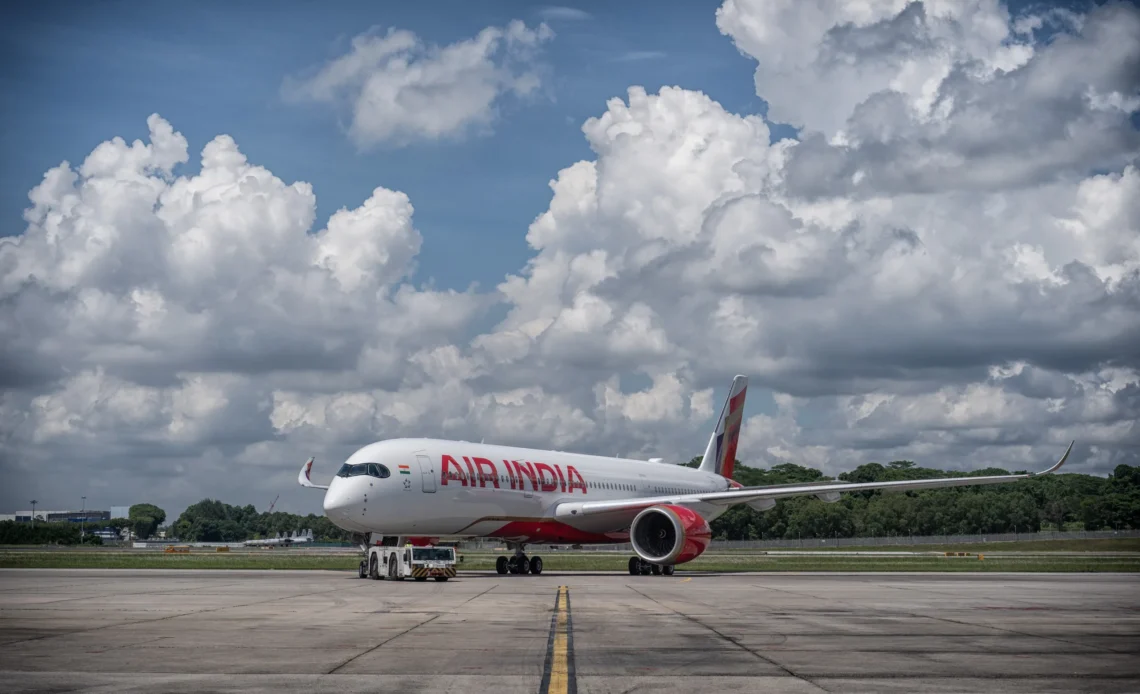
[613,50,667,62]
[538,7,592,21]
[1,115,489,511]
[716,0,1036,135]
[718,0,1140,197]
[3,1,1139,517]
[462,2,1139,475]
[284,20,555,148]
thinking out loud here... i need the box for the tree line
[684,457,1140,540]
[0,520,105,545]
[171,498,350,543]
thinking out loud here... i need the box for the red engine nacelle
[629,504,711,566]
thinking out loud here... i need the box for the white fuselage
[322,438,733,544]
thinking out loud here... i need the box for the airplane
[243,529,313,547]
[299,375,1073,576]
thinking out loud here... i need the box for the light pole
[30,500,37,528]
[81,496,86,540]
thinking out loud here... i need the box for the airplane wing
[298,457,329,490]
[553,441,1073,522]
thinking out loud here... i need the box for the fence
[458,528,1140,552]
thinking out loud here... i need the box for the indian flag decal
[398,464,411,475]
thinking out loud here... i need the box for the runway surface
[1,569,1137,693]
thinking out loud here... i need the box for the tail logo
[719,388,745,479]
[701,376,748,480]
[716,386,746,479]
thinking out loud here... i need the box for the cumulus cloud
[1,116,488,510]
[284,20,554,147]
[464,1,1139,475]
[718,0,1140,196]
[3,0,1138,516]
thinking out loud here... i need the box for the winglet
[298,457,329,490]
[1029,441,1074,477]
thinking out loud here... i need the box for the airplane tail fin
[698,375,748,479]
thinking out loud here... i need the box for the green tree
[128,504,166,540]
[171,498,352,543]
[0,520,82,545]
[129,504,166,524]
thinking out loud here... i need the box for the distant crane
[267,494,279,514]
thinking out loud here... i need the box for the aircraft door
[416,454,436,493]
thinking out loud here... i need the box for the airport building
[1,507,125,523]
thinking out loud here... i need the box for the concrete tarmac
[1,569,1137,693]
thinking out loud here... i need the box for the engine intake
[629,505,711,565]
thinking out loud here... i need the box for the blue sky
[1,0,774,295]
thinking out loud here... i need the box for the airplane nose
[323,483,355,517]
[322,477,369,532]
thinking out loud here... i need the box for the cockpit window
[336,463,391,478]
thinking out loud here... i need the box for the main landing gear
[629,556,675,576]
[496,544,544,575]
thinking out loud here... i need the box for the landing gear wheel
[663,565,675,576]
[496,556,509,574]
[508,556,520,574]
[518,557,531,575]
[369,555,380,580]
[652,563,662,575]
[640,560,652,575]
[434,576,449,582]
[628,556,641,575]
[530,556,543,575]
